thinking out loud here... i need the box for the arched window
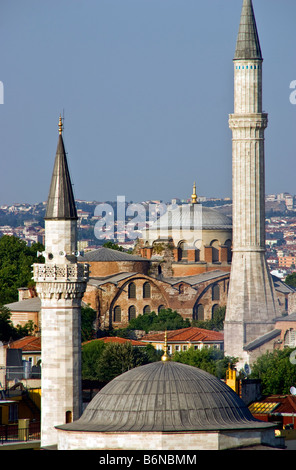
[225,239,232,263]
[128,282,136,299]
[179,284,184,294]
[212,284,220,301]
[178,241,188,261]
[284,329,296,348]
[143,282,151,298]
[128,305,136,321]
[143,305,151,315]
[114,306,121,322]
[212,304,219,318]
[197,304,204,321]
[210,240,219,262]
[65,411,72,424]
[158,305,165,313]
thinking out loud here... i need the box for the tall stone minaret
[33,117,89,448]
[224,0,278,368]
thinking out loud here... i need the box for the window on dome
[210,240,219,262]
[179,242,188,261]
[225,239,232,262]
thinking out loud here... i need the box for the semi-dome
[57,361,272,433]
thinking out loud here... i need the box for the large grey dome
[58,361,272,433]
[148,204,232,232]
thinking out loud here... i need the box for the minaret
[224,0,277,368]
[33,117,89,448]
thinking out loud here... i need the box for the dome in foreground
[57,361,272,433]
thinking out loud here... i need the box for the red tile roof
[8,336,41,352]
[141,327,224,343]
[83,336,147,347]
[249,395,296,416]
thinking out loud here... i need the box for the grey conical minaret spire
[234,0,262,60]
[45,116,77,220]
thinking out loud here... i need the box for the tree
[0,235,44,304]
[0,305,36,342]
[173,346,236,379]
[81,305,97,342]
[81,340,160,382]
[96,342,150,382]
[192,306,226,331]
[81,339,106,380]
[103,241,125,252]
[128,308,190,333]
[249,348,296,395]
[0,305,16,342]
[285,273,296,288]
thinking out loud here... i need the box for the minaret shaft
[230,111,267,250]
[224,0,277,367]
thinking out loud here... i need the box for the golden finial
[58,115,63,135]
[191,181,198,204]
[161,330,171,362]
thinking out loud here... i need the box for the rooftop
[82,336,147,347]
[6,336,41,352]
[141,326,224,344]
[78,247,147,263]
[57,360,274,433]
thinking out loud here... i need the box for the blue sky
[0,0,295,205]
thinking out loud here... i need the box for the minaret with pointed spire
[224,0,278,368]
[33,117,89,448]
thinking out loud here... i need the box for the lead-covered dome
[58,361,271,433]
[148,204,232,232]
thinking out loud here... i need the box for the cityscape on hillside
[1,191,296,280]
[1,0,296,451]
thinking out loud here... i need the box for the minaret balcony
[33,262,89,283]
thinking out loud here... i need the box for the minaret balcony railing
[33,263,89,283]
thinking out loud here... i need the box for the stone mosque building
[80,186,234,331]
[28,0,294,450]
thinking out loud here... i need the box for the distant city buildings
[1,191,296,277]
